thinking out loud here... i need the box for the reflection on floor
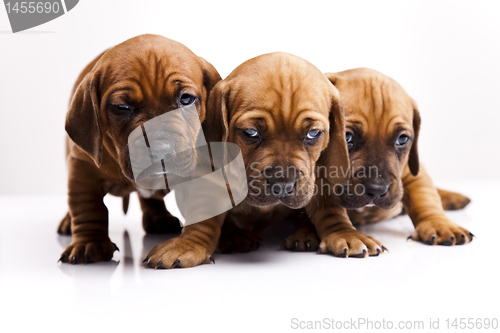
[0,181,498,332]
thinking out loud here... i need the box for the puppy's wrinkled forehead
[97,37,203,106]
[337,69,413,133]
[227,53,333,130]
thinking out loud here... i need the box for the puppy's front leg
[144,214,224,269]
[139,196,182,234]
[307,199,385,258]
[59,157,118,264]
[403,165,473,245]
[217,217,262,254]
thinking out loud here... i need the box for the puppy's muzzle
[269,180,296,198]
[363,179,390,201]
[128,104,203,185]
[135,137,195,181]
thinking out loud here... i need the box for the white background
[1,0,500,195]
[1,1,499,333]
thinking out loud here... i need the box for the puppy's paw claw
[319,229,384,258]
[146,237,212,269]
[283,228,320,252]
[413,220,473,246]
[59,238,117,264]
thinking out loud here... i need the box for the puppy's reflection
[122,230,134,278]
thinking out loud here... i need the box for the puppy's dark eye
[346,132,353,143]
[180,94,196,106]
[112,104,132,114]
[244,128,259,138]
[396,134,410,146]
[306,129,321,140]
[346,132,354,151]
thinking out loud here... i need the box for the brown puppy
[290,68,472,256]
[58,34,221,264]
[144,52,349,268]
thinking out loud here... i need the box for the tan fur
[144,52,350,267]
[58,34,221,264]
[289,68,472,256]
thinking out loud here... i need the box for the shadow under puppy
[286,68,472,257]
[144,52,349,268]
[58,34,221,264]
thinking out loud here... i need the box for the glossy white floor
[0,180,498,332]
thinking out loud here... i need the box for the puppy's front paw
[217,228,261,253]
[144,237,213,269]
[410,219,473,245]
[318,229,386,258]
[283,228,319,251]
[57,212,72,235]
[59,238,119,264]
[440,191,471,211]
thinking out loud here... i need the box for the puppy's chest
[135,187,169,199]
[103,181,135,197]
[103,181,167,199]
[348,202,404,225]
[229,202,290,231]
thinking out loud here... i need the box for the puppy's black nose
[270,181,296,198]
[150,141,176,159]
[363,180,390,199]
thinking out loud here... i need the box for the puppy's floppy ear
[325,73,350,181]
[328,88,350,179]
[325,72,339,86]
[408,98,421,176]
[203,80,229,143]
[65,70,103,166]
[199,57,222,108]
